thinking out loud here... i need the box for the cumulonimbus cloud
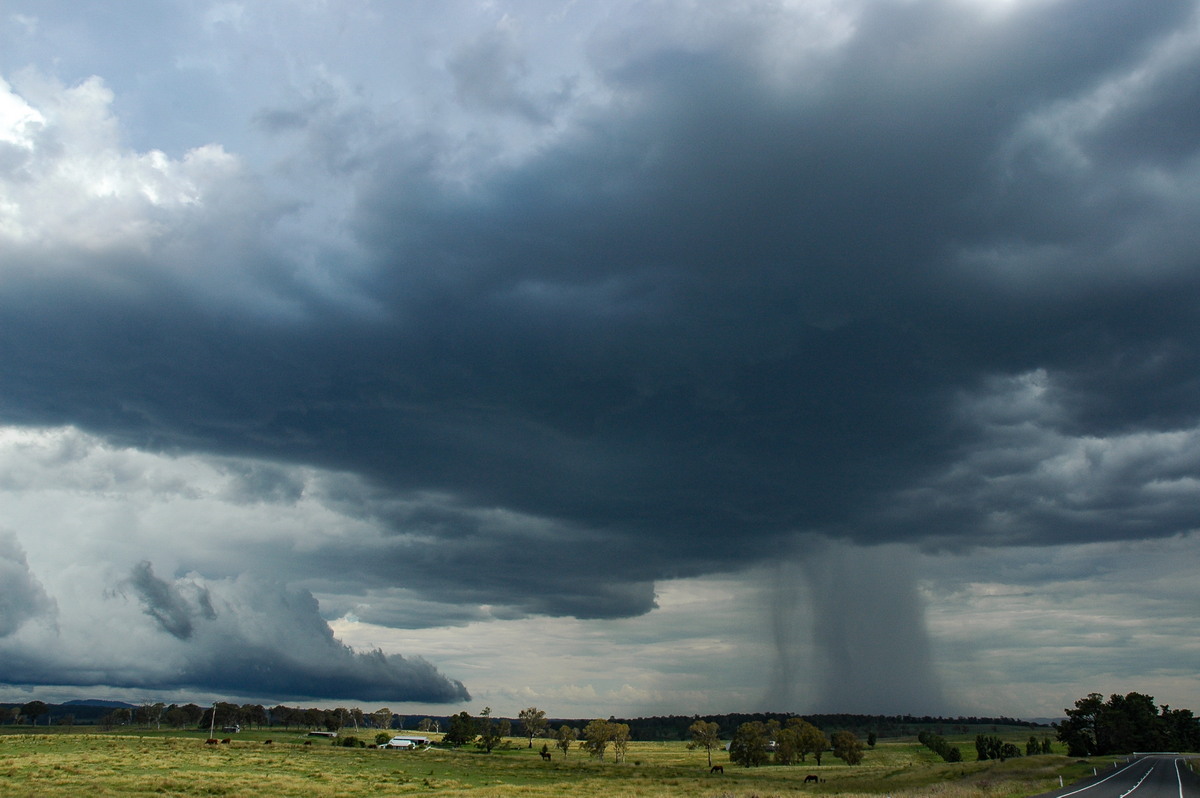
[2,0,1200,712]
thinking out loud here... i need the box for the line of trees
[604,712,1039,741]
[441,708,511,751]
[99,702,402,733]
[918,730,963,762]
[723,717,865,769]
[1055,692,1200,756]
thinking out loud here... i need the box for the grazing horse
[205,739,218,745]
[804,774,820,783]
[540,751,552,761]
[264,740,273,745]
[710,765,724,774]
[303,740,312,746]
[220,738,231,744]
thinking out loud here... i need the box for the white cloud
[0,72,239,252]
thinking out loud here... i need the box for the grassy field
[0,727,1121,798]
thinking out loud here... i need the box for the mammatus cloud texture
[2,0,1199,714]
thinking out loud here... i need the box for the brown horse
[804,774,820,783]
[710,765,724,774]
[540,751,552,761]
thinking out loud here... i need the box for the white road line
[1116,764,1155,798]
[1057,758,1153,798]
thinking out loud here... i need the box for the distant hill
[1,699,136,724]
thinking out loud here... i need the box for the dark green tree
[975,734,1004,761]
[1054,692,1200,756]
[729,721,770,768]
[1055,693,1105,756]
[790,718,827,764]
[20,701,48,726]
[443,711,476,746]
[832,730,864,765]
[774,727,800,765]
[475,707,503,753]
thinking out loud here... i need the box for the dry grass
[0,731,1090,798]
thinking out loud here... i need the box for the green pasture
[0,727,1121,798]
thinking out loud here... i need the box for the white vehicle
[385,735,430,749]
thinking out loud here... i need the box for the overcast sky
[2,0,1199,722]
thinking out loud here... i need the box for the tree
[792,719,827,765]
[581,719,615,760]
[136,703,166,729]
[270,705,292,729]
[1027,735,1040,756]
[519,707,548,748]
[418,717,437,733]
[729,721,769,768]
[867,731,877,748]
[373,708,393,731]
[612,723,631,763]
[1055,693,1104,756]
[555,725,577,759]
[475,707,502,753]
[975,734,1003,761]
[831,731,864,765]
[443,711,476,746]
[242,704,267,730]
[1103,692,1164,753]
[20,701,48,726]
[687,720,722,767]
[774,727,800,765]
[1053,692,1200,756]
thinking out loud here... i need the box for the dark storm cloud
[3,0,1200,627]
[127,560,209,640]
[0,531,54,637]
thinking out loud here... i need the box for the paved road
[1032,755,1200,798]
